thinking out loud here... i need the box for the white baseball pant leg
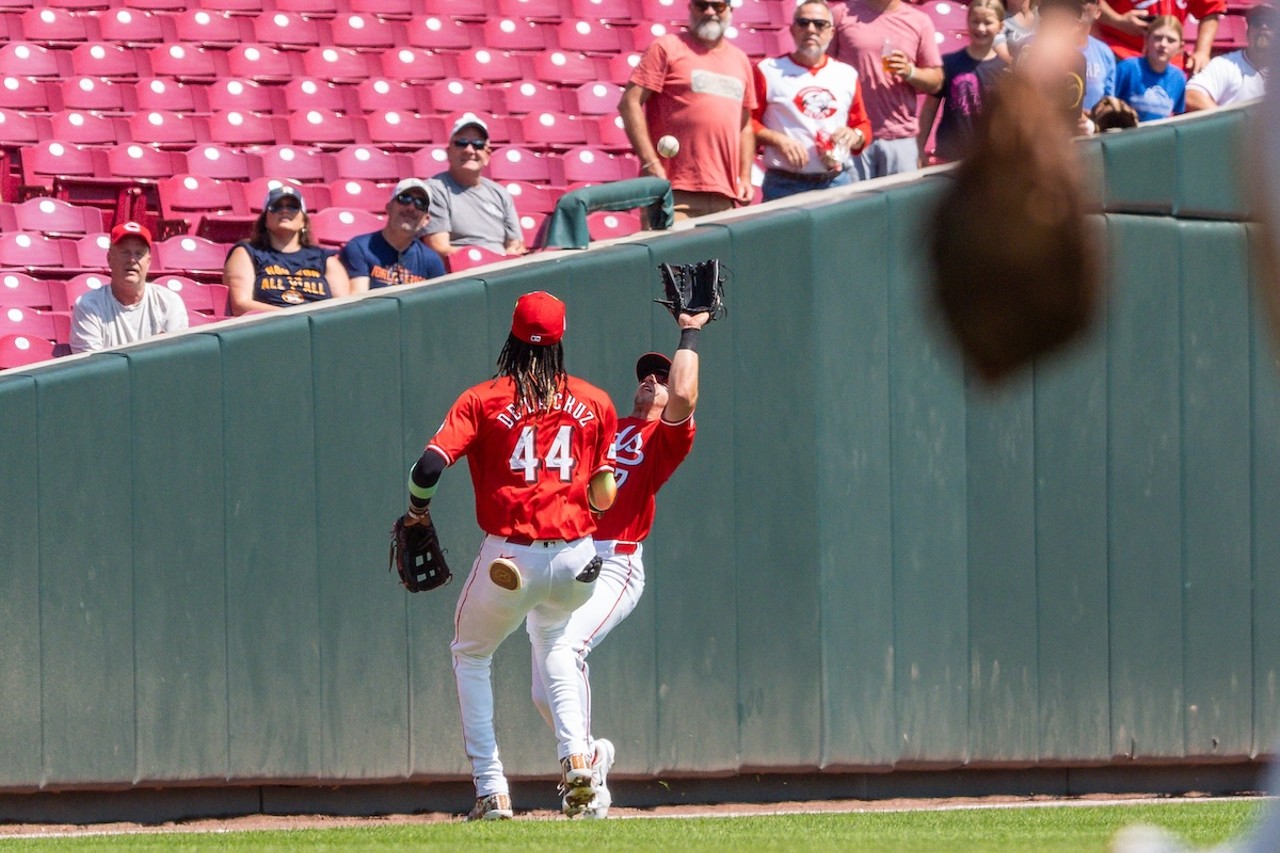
[452,534,596,797]
[532,541,645,738]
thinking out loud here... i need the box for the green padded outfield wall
[0,106,1277,792]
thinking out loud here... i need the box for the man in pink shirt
[828,0,944,178]
[619,0,757,220]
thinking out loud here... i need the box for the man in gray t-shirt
[425,115,526,258]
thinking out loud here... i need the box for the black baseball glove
[656,259,727,321]
[389,511,452,593]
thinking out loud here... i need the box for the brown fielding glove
[389,511,452,593]
[929,72,1101,384]
[656,260,727,321]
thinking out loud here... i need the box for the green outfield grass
[0,801,1260,852]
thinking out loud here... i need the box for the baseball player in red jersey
[403,291,618,821]
[530,308,711,819]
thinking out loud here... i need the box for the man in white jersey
[753,0,873,200]
[1185,3,1274,111]
[70,221,188,354]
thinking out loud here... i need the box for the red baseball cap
[511,291,566,345]
[110,220,152,249]
[635,351,671,382]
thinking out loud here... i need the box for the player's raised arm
[663,311,711,424]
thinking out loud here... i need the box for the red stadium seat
[327,177,386,212]
[569,0,639,22]
[531,49,601,85]
[518,211,547,248]
[104,142,183,181]
[196,0,268,15]
[96,8,168,45]
[120,0,193,12]
[50,109,125,146]
[594,113,632,151]
[411,144,450,175]
[0,107,46,152]
[0,233,72,271]
[19,138,98,192]
[330,13,401,51]
[604,50,642,84]
[503,180,560,214]
[59,75,134,113]
[152,234,231,273]
[500,81,571,115]
[0,43,65,79]
[730,0,784,28]
[226,43,299,83]
[380,47,455,82]
[521,111,589,147]
[19,8,97,47]
[258,144,333,183]
[1214,13,1249,49]
[128,109,204,149]
[69,42,150,79]
[308,206,384,246]
[456,48,527,83]
[72,231,109,267]
[0,305,71,341]
[157,173,247,236]
[724,26,778,59]
[281,77,346,114]
[135,77,203,112]
[183,310,223,327]
[58,271,109,311]
[366,110,441,150]
[0,332,55,368]
[423,0,488,19]
[354,77,428,114]
[332,143,406,183]
[574,81,623,115]
[288,108,367,150]
[244,176,328,213]
[445,245,507,272]
[587,210,641,241]
[482,18,554,52]
[0,271,56,308]
[155,275,229,315]
[351,0,413,18]
[0,75,53,112]
[206,77,278,114]
[302,46,377,83]
[497,0,567,21]
[406,15,475,51]
[561,146,627,183]
[555,19,631,53]
[488,146,558,183]
[638,0,683,24]
[207,109,287,147]
[171,9,252,48]
[253,12,326,50]
[427,77,496,113]
[147,43,224,82]
[184,143,262,182]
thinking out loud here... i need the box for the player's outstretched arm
[406,447,448,525]
[663,311,711,423]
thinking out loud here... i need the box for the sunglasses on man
[394,192,430,211]
[692,0,729,12]
[451,138,489,150]
[794,16,832,29]
[268,201,302,214]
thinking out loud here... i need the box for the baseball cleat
[466,792,513,821]
[488,557,522,591]
[558,752,596,816]
[583,738,615,820]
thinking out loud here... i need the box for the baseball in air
[656,135,680,158]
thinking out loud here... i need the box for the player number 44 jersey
[427,375,617,541]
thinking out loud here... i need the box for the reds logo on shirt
[793,86,839,120]
[612,424,645,488]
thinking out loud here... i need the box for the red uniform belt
[613,541,639,555]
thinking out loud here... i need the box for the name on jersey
[496,391,597,429]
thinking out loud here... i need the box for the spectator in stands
[753,1,872,201]
[340,179,446,291]
[1094,0,1222,75]
[827,0,944,179]
[1113,16,1187,119]
[1185,3,1274,110]
[917,0,1009,165]
[618,0,757,219]
[1081,0,1117,111]
[223,186,351,315]
[996,0,1038,61]
[70,221,188,354]
[424,116,526,257]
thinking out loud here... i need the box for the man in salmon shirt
[619,0,757,220]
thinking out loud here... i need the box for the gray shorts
[855,137,920,180]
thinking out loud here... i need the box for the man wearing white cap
[70,221,188,353]
[424,115,526,258]
[339,178,446,291]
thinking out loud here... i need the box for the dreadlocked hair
[496,333,566,412]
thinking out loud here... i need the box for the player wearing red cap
[403,291,618,821]
[530,308,711,819]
